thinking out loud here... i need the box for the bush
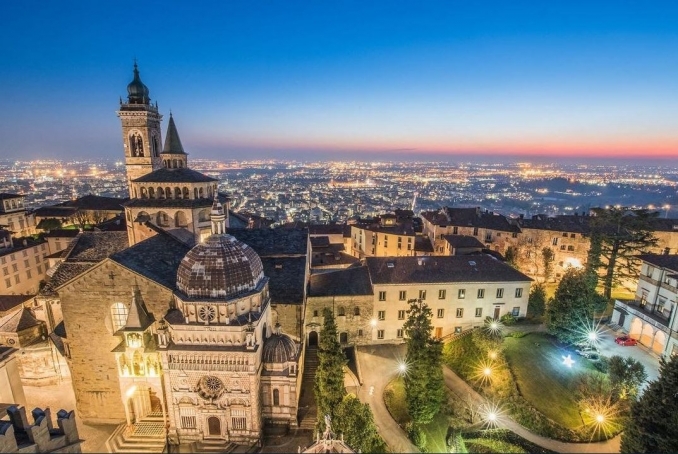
[507,330,527,338]
[407,423,427,450]
[501,313,517,325]
[594,356,610,373]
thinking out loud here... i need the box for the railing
[615,300,670,333]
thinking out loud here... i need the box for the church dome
[262,333,298,364]
[127,63,150,104]
[176,234,264,299]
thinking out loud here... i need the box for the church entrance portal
[208,416,221,436]
[308,331,318,347]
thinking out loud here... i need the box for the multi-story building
[0,193,35,238]
[349,211,426,258]
[305,255,531,346]
[612,254,678,357]
[0,236,49,295]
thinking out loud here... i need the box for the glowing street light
[488,351,498,360]
[483,367,492,377]
[562,354,575,368]
[480,401,503,428]
[596,414,605,423]
[588,331,598,342]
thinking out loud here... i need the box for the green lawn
[503,333,598,430]
[383,376,451,453]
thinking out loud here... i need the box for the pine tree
[621,356,678,453]
[541,247,555,282]
[403,299,445,425]
[314,307,347,431]
[546,268,596,344]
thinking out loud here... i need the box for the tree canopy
[403,298,445,425]
[621,356,678,453]
[527,282,547,318]
[589,207,659,299]
[546,268,596,344]
[314,307,347,431]
[608,355,647,401]
[334,394,386,453]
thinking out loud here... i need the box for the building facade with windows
[0,237,50,295]
[612,254,678,356]
[0,193,35,238]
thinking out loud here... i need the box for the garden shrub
[501,313,517,325]
[507,330,527,338]
[407,423,427,450]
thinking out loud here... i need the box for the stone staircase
[191,439,239,453]
[297,346,318,430]
[106,413,166,453]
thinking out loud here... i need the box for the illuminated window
[111,302,128,332]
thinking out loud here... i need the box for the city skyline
[2,1,678,162]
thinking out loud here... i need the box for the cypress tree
[314,307,347,431]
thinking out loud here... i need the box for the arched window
[194,188,198,199]
[337,306,345,316]
[198,209,210,222]
[339,332,348,343]
[354,307,361,316]
[148,187,155,199]
[272,389,280,406]
[182,187,189,199]
[157,211,170,227]
[172,159,178,168]
[198,187,204,198]
[165,187,172,199]
[178,160,184,168]
[140,187,148,199]
[175,187,182,199]
[175,211,188,228]
[111,302,128,332]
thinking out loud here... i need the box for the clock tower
[117,62,163,197]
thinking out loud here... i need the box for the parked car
[615,336,638,346]
[575,346,600,358]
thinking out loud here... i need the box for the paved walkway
[355,344,419,453]
[442,366,621,453]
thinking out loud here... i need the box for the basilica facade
[52,66,301,445]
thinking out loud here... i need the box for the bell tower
[117,62,163,197]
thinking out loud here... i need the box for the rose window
[199,306,216,322]
[197,375,224,400]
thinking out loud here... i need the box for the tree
[621,356,678,453]
[608,355,647,401]
[546,268,596,344]
[527,282,547,318]
[72,209,91,230]
[589,207,659,299]
[472,318,504,354]
[403,299,445,426]
[504,245,519,268]
[541,247,555,282]
[334,394,386,453]
[314,308,346,431]
[36,218,62,231]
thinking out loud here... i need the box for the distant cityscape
[1,159,675,225]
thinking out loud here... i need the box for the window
[560,245,566,250]
[496,288,504,298]
[37,265,42,274]
[340,332,348,343]
[231,409,247,430]
[453,226,458,234]
[485,232,492,242]
[562,232,568,237]
[26,270,31,279]
[313,310,318,317]
[12,264,18,273]
[456,308,463,318]
[567,245,575,251]
[398,310,406,320]
[358,329,364,337]
[23,259,29,268]
[439,289,446,299]
[4,278,10,288]
[2,268,7,276]
[22,250,27,257]
[477,289,485,299]
[419,290,427,300]
[512,232,518,238]
[273,388,280,406]
[515,288,523,298]
[399,290,406,301]
[10,254,15,261]
[473,227,479,236]
[337,306,345,316]
[378,310,385,321]
[14,276,19,284]
[458,289,466,299]
[645,265,654,277]
[570,233,576,238]
[552,238,558,246]
[378,291,386,301]
[0,258,4,264]
[377,330,384,339]
[397,329,404,338]
[111,302,129,332]
[512,307,520,317]
[354,307,361,316]
[475,308,482,317]
[180,408,196,429]
[437,309,445,318]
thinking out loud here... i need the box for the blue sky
[1,1,677,162]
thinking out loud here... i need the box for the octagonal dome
[176,234,264,299]
[262,333,298,364]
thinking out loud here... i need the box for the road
[596,326,660,386]
[355,344,419,453]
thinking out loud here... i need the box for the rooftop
[132,167,217,183]
[366,255,532,285]
[309,266,373,297]
[637,254,678,273]
[229,228,307,256]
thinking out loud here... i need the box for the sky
[1,1,677,163]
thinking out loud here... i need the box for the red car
[615,336,638,346]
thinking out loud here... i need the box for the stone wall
[59,259,173,424]
[305,295,374,346]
